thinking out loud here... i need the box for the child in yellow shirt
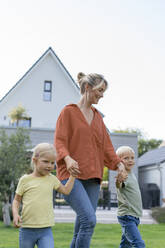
[12,143,79,248]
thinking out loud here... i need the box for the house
[138,145,165,208]
[0,47,80,129]
[0,47,138,206]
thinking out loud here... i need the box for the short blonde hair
[31,143,56,168]
[116,146,135,158]
[77,72,108,94]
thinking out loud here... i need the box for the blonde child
[116,146,145,248]
[12,143,79,248]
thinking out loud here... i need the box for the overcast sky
[0,0,165,140]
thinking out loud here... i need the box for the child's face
[120,151,135,172]
[34,153,55,177]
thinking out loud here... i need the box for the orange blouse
[54,104,120,181]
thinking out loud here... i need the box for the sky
[0,0,165,140]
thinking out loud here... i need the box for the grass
[0,222,165,248]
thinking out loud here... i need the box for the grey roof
[138,146,165,167]
[0,47,79,103]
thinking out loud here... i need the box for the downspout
[157,163,162,206]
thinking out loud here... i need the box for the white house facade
[0,47,80,129]
[138,146,165,207]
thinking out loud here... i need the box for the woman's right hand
[64,155,80,177]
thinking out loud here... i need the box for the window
[43,81,52,101]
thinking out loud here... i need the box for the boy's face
[120,151,135,172]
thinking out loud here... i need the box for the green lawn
[0,222,164,248]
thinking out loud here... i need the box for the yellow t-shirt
[16,174,61,228]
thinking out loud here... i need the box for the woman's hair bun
[77,72,86,82]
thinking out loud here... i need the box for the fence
[53,189,118,210]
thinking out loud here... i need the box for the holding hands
[64,155,81,177]
[116,162,128,183]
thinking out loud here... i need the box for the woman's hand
[64,155,80,177]
[116,162,128,182]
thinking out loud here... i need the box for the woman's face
[89,82,107,104]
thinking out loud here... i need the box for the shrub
[151,207,165,223]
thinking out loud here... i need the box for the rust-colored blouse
[54,104,120,181]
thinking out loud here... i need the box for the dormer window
[43,81,52,101]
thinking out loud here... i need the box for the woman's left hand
[116,162,128,182]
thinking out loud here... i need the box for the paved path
[54,207,157,224]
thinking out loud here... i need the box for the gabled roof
[138,146,165,167]
[0,47,79,103]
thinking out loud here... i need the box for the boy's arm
[57,175,75,195]
[12,194,22,228]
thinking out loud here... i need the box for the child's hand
[13,214,22,228]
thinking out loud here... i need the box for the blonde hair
[116,146,135,158]
[77,72,108,94]
[31,143,56,168]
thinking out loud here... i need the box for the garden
[0,221,165,248]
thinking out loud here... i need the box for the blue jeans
[19,227,54,248]
[62,178,100,248]
[117,215,145,248]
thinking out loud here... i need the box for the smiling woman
[54,72,128,248]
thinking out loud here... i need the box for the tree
[138,138,162,157]
[112,128,162,157]
[113,127,144,138]
[0,128,31,226]
[8,104,29,126]
[103,167,109,181]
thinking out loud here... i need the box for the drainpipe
[158,163,163,206]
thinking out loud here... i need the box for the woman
[54,72,127,248]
